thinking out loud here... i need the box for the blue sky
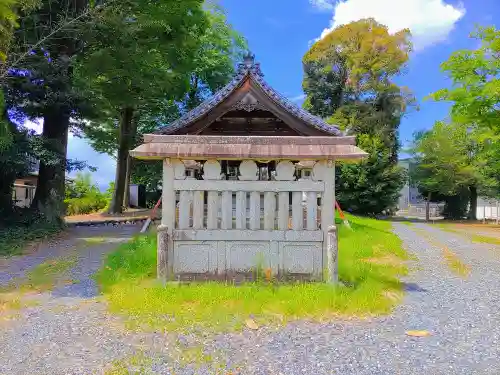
[64,0,499,189]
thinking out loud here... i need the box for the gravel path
[195,222,500,375]
[1,222,500,374]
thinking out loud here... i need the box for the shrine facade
[131,54,367,283]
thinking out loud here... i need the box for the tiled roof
[156,54,342,136]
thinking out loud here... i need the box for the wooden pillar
[158,158,175,282]
[320,160,337,283]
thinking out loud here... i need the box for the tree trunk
[468,185,478,221]
[32,111,70,224]
[122,155,131,208]
[425,192,431,222]
[109,107,134,214]
[0,109,18,219]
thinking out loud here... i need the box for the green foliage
[0,0,18,61]
[302,19,412,214]
[183,4,247,108]
[430,25,500,132]
[304,18,411,95]
[74,0,210,213]
[79,4,246,196]
[3,0,104,222]
[65,172,99,199]
[96,215,408,332]
[409,121,497,218]
[336,135,406,215]
[0,0,39,62]
[64,196,107,216]
[410,122,473,197]
[441,191,470,220]
[76,0,209,118]
[64,172,109,215]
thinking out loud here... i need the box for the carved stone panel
[238,160,259,181]
[275,161,295,181]
[203,160,223,180]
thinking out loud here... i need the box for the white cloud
[317,0,465,50]
[289,94,306,104]
[309,0,336,11]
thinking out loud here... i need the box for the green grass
[0,223,62,257]
[470,234,500,246]
[95,215,408,333]
[437,223,500,246]
[2,255,78,293]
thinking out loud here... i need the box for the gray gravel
[1,222,500,375]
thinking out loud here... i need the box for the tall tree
[79,5,246,209]
[427,25,500,220]
[4,0,98,223]
[0,0,43,221]
[409,122,495,220]
[302,19,413,214]
[76,0,209,213]
[430,26,499,132]
[336,134,406,215]
[183,4,247,109]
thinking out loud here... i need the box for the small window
[25,188,29,199]
[303,170,311,177]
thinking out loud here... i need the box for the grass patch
[0,292,40,324]
[0,293,23,312]
[96,215,408,333]
[103,353,153,375]
[0,223,62,257]
[442,247,471,277]
[437,223,500,247]
[2,255,78,293]
[412,226,470,277]
[470,234,500,246]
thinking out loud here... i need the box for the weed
[3,255,78,292]
[103,353,153,375]
[437,223,500,247]
[412,226,470,277]
[470,234,500,246]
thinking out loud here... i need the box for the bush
[65,194,108,216]
[64,173,111,216]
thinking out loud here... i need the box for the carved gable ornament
[232,92,267,112]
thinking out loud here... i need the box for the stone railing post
[157,225,169,283]
[327,225,338,284]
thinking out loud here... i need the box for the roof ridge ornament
[237,51,264,77]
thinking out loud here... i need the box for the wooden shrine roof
[154,54,342,137]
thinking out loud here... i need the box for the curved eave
[130,135,368,161]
